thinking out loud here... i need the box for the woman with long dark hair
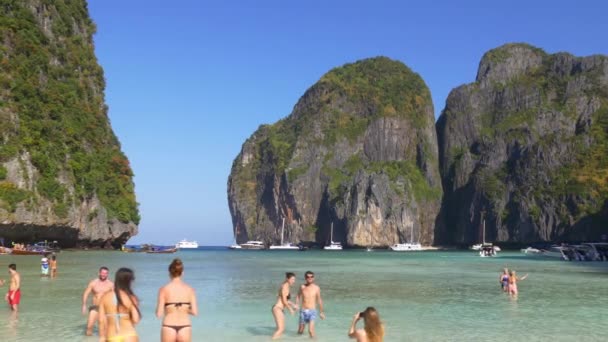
[271,272,297,339]
[156,258,198,342]
[98,268,141,341]
[348,307,384,342]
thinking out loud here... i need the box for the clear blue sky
[87,0,608,245]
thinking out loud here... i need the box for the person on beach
[271,272,298,339]
[508,270,528,298]
[50,254,58,278]
[156,258,198,342]
[499,268,509,292]
[82,266,114,336]
[348,307,384,342]
[296,271,325,338]
[5,264,20,312]
[98,268,141,341]
[41,253,50,277]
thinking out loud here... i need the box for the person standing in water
[348,307,385,342]
[98,268,141,341]
[271,272,298,339]
[296,271,325,339]
[508,270,528,298]
[5,264,20,312]
[82,266,114,336]
[41,254,50,277]
[499,268,509,292]
[156,258,198,342]
[50,254,58,278]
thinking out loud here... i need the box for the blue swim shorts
[299,309,317,324]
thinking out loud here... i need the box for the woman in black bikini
[156,258,198,342]
[272,272,298,340]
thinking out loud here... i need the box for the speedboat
[175,239,198,249]
[228,243,242,250]
[470,244,482,251]
[240,241,265,250]
[390,243,422,251]
[520,247,541,254]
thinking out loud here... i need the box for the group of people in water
[271,271,384,341]
[81,259,197,342]
[0,256,532,341]
[499,268,528,298]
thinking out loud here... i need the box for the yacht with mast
[269,218,299,250]
[472,215,500,257]
[390,224,422,251]
[324,223,343,250]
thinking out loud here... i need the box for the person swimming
[271,272,297,340]
[156,258,198,342]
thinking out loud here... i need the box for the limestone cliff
[0,0,139,247]
[436,43,608,245]
[228,57,442,247]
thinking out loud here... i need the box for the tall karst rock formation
[228,57,442,247]
[436,43,608,245]
[0,0,139,247]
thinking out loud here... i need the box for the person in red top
[6,264,21,312]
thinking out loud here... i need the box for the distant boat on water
[269,218,299,250]
[324,223,343,250]
[176,239,198,249]
[240,241,265,250]
[146,247,177,254]
[228,243,242,250]
[390,224,422,252]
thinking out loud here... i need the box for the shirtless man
[296,271,325,338]
[5,264,20,312]
[82,266,114,336]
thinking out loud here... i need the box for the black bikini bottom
[163,325,191,333]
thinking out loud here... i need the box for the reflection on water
[0,250,606,341]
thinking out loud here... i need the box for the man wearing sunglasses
[296,271,325,338]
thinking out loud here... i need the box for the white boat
[479,243,498,257]
[390,224,422,252]
[228,243,241,250]
[473,217,499,257]
[390,243,422,251]
[240,240,265,250]
[324,223,343,250]
[175,239,198,249]
[470,244,482,251]
[366,246,373,252]
[520,247,541,254]
[269,218,299,250]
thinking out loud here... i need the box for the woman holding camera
[348,307,384,342]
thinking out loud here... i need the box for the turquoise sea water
[0,248,606,341]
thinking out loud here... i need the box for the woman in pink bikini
[508,270,528,298]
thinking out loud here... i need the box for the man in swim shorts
[6,264,21,312]
[82,266,114,336]
[296,271,325,338]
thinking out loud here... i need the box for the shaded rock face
[437,43,608,245]
[0,1,138,247]
[228,57,442,247]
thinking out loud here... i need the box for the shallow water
[0,248,606,341]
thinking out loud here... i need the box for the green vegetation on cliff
[0,0,139,223]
